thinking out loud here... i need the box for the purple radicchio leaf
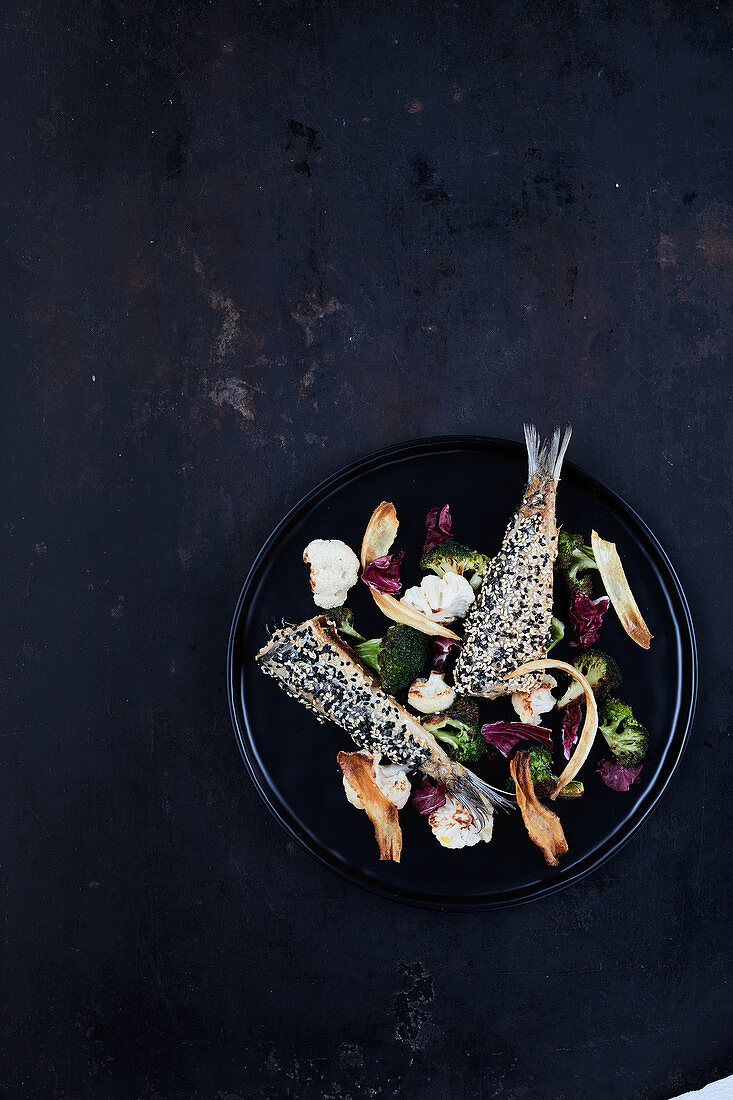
[423,504,453,553]
[480,721,553,758]
[361,551,405,595]
[568,590,610,649]
[596,758,644,791]
[431,636,462,673]
[412,775,447,815]
[562,704,583,760]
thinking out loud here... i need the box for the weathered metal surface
[2,0,731,1096]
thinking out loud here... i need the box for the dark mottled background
[2,1,731,1097]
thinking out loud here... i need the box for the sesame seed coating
[256,618,431,769]
[454,474,557,698]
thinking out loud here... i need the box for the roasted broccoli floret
[355,624,430,696]
[547,615,565,654]
[420,539,491,592]
[516,745,585,800]
[521,745,556,797]
[556,649,622,709]
[422,700,484,764]
[325,605,364,641]
[556,531,599,595]
[598,697,649,766]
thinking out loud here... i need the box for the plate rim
[226,434,698,911]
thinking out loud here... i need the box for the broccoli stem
[325,606,365,641]
[558,780,584,799]
[547,616,565,654]
[354,638,381,673]
[432,728,460,752]
[337,621,364,641]
[569,547,598,583]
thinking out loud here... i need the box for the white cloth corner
[671,1076,733,1100]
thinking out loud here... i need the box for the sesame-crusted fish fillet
[453,423,572,699]
[256,616,512,820]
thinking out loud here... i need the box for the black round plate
[227,437,697,910]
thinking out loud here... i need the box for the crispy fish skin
[454,424,571,699]
[256,616,512,819]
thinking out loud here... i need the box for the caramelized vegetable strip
[370,590,461,640]
[505,658,598,798]
[361,503,460,641]
[510,753,568,866]
[337,751,403,862]
[591,530,653,650]
[360,501,400,568]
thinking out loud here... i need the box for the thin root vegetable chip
[360,502,400,569]
[510,753,568,866]
[505,658,598,798]
[361,503,460,640]
[337,751,402,862]
[591,530,653,650]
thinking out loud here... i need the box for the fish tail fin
[444,762,514,826]
[523,422,572,484]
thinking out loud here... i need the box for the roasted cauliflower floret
[341,752,411,810]
[428,793,493,848]
[303,539,360,609]
[408,671,456,714]
[511,674,557,725]
[400,572,475,624]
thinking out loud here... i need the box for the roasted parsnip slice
[505,658,598,798]
[360,503,460,641]
[510,752,568,866]
[337,750,402,862]
[591,530,653,650]
[360,502,399,569]
[370,589,460,640]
